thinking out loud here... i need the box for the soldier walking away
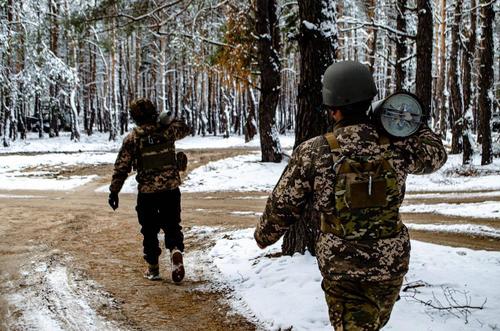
[254,61,447,330]
[108,98,190,283]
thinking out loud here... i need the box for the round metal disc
[379,93,423,137]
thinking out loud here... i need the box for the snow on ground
[0,131,295,154]
[209,228,500,331]
[6,262,126,331]
[0,152,115,190]
[182,152,290,193]
[177,134,295,150]
[406,154,500,193]
[405,223,500,239]
[0,132,123,154]
[0,194,46,199]
[401,201,500,219]
[405,191,500,200]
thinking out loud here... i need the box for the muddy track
[1,147,500,330]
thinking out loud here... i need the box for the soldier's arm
[168,119,191,140]
[109,135,134,194]
[396,125,447,175]
[254,143,314,248]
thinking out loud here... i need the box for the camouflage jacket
[109,120,190,194]
[254,120,447,282]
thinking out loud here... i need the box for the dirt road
[1,148,499,330]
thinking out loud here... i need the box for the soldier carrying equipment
[254,60,447,330]
[370,91,426,138]
[109,98,191,284]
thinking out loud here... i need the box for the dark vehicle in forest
[25,116,51,133]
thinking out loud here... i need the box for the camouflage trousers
[322,276,404,330]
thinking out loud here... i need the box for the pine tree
[256,0,282,162]
[282,0,338,256]
[448,0,463,154]
[478,0,494,165]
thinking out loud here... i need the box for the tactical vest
[321,132,403,240]
[134,126,177,171]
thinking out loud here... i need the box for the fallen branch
[402,283,487,324]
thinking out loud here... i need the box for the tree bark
[245,86,258,142]
[448,0,463,155]
[462,0,477,165]
[282,0,337,256]
[366,0,377,72]
[478,0,494,165]
[436,0,447,137]
[256,0,282,162]
[415,0,433,116]
[395,0,407,91]
[293,0,336,148]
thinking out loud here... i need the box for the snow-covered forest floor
[1,133,499,330]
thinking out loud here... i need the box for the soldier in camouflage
[254,61,447,330]
[109,98,190,283]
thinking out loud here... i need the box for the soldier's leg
[322,277,402,330]
[159,188,184,252]
[136,192,162,264]
[367,277,404,328]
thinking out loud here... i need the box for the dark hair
[130,98,158,125]
[337,99,372,121]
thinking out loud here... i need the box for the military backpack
[321,132,403,240]
[134,126,177,171]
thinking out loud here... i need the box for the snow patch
[180,152,288,193]
[209,228,500,331]
[6,262,125,331]
[406,223,500,238]
[401,201,500,219]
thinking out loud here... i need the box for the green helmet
[322,61,378,107]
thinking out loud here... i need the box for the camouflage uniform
[110,120,190,264]
[254,119,447,330]
[110,120,191,194]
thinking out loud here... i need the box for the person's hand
[108,192,119,210]
[256,242,267,249]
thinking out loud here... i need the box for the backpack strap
[324,132,341,151]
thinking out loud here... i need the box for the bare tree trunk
[366,0,377,72]
[436,0,447,137]
[448,0,463,154]
[293,0,336,148]
[415,0,433,116]
[462,0,477,165]
[395,0,407,90]
[478,0,494,165]
[245,86,258,142]
[283,0,337,256]
[256,0,282,162]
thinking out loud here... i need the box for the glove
[176,151,188,172]
[108,192,119,210]
[254,230,268,250]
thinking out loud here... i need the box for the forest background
[0,0,499,165]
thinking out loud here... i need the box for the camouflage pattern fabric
[136,128,177,171]
[323,133,402,240]
[110,120,190,194]
[322,276,404,330]
[254,120,447,283]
